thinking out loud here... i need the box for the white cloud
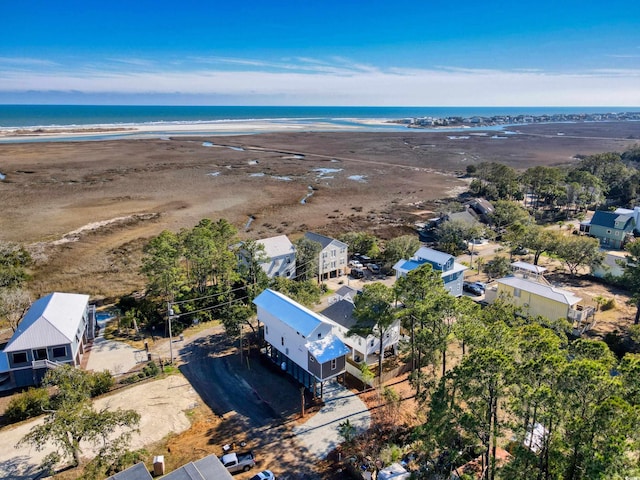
[0,57,639,106]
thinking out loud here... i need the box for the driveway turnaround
[293,380,371,459]
[84,324,142,375]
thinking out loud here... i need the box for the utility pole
[167,302,174,365]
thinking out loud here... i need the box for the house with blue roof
[393,246,468,296]
[579,210,636,249]
[2,292,96,388]
[253,289,350,397]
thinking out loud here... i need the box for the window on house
[265,326,269,334]
[281,337,284,346]
[331,358,337,370]
[286,348,289,355]
[371,340,375,347]
[12,352,27,364]
[310,356,315,363]
[607,229,612,234]
[514,288,521,298]
[318,333,322,339]
[52,346,66,358]
[615,231,619,236]
[34,348,47,361]
[332,250,336,257]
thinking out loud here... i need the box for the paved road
[152,324,371,479]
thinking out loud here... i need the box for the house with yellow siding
[485,275,594,331]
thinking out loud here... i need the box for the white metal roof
[497,276,581,305]
[4,292,89,353]
[305,332,350,363]
[256,234,295,258]
[253,289,325,337]
[511,261,547,274]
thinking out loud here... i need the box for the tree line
[347,263,640,480]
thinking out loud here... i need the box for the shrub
[120,361,160,385]
[5,387,50,422]
[601,298,616,311]
[90,370,114,397]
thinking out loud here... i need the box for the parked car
[222,451,256,473]
[351,268,365,279]
[349,260,364,268]
[463,282,483,296]
[513,246,529,255]
[366,263,380,274]
[471,281,486,291]
[250,471,276,480]
[353,253,372,263]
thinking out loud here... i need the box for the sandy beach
[0,119,386,143]
[1,121,639,299]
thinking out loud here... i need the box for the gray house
[579,210,635,249]
[2,292,96,388]
[304,232,348,280]
[254,289,350,398]
[393,247,467,296]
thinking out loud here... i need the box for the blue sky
[1,1,639,105]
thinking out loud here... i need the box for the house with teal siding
[579,210,635,249]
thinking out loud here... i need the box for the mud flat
[0,124,638,297]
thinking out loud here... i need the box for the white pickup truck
[222,451,256,473]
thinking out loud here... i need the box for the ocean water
[1,105,637,129]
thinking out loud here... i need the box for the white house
[393,246,467,297]
[253,289,350,397]
[321,286,401,365]
[305,232,348,280]
[2,292,96,388]
[256,234,296,279]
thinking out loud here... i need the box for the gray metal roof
[254,289,324,337]
[304,231,347,250]
[162,455,232,480]
[497,276,581,305]
[107,462,153,480]
[413,246,453,266]
[4,292,89,353]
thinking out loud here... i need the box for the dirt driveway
[0,375,201,480]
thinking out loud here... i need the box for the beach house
[484,262,594,332]
[579,210,636,249]
[304,232,348,280]
[393,246,467,296]
[2,292,96,388]
[320,286,402,366]
[254,234,297,279]
[253,289,350,398]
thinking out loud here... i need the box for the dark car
[351,268,365,279]
[366,263,380,274]
[463,281,483,296]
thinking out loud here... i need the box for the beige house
[485,262,595,333]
